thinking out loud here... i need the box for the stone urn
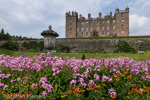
[41,25,59,56]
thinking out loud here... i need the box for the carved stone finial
[49,25,52,31]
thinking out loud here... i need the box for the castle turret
[88,13,91,19]
[115,8,119,13]
[99,12,102,18]
[110,12,112,17]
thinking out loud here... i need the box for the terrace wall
[56,38,150,53]
[0,38,150,53]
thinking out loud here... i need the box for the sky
[0,0,150,38]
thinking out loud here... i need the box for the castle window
[70,22,72,25]
[121,13,124,17]
[107,20,109,23]
[97,26,99,30]
[77,28,79,32]
[121,19,124,23]
[81,27,83,31]
[102,26,104,30]
[90,21,92,24]
[86,26,88,31]
[113,20,115,23]
[70,17,72,20]
[91,26,93,30]
[103,20,104,23]
[82,32,83,36]
[86,21,88,24]
[102,31,104,35]
[91,32,92,36]
[86,32,88,36]
[121,25,124,29]
[113,31,115,36]
[70,33,72,37]
[107,31,109,36]
[113,25,115,29]
[122,30,124,34]
[107,25,109,30]
[81,22,83,25]
[70,27,72,31]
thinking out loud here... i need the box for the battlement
[66,11,78,17]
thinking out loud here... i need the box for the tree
[1,28,4,34]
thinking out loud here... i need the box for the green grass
[0,49,21,57]
[0,49,149,61]
[52,53,150,61]
[24,52,42,57]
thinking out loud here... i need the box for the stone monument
[41,25,59,56]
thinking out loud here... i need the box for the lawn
[0,49,149,61]
[52,53,150,61]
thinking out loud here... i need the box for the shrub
[3,40,19,51]
[83,49,90,53]
[99,48,104,53]
[59,45,70,53]
[115,40,136,53]
[82,54,86,60]
[22,41,44,51]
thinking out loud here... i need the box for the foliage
[138,43,150,51]
[2,40,19,51]
[114,40,136,53]
[22,41,44,51]
[83,49,90,53]
[81,54,86,60]
[99,48,104,53]
[0,29,11,41]
[0,54,150,99]
[56,45,70,53]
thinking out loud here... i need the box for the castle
[65,7,129,38]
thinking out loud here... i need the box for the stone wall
[0,38,150,53]
[55,38,150,53]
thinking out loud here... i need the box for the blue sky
[0,0,150,38]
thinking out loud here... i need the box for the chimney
[88,13,91,19]
[79,14,82,19]
[110,12,112,17]
[115,8,119,13]
[99,12,102,18]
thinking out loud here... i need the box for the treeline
[0,28,37,40]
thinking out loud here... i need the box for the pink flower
[3,85,8,89]
[0,83,4,86]
[32,83,37,88]
[42,91,47,95]
[108,78,113,82]
[39,77,47,83]
[94,74,99,81]
[70,80,77,86]
[102,76,109,82]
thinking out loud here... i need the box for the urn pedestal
[41,25,59,57]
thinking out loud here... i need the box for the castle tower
[115,7,129,36]
[65,11,78,38]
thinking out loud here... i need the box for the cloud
[130,14,150,36]
[0,0,150,38]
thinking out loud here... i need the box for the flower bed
[0,53,150,99]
